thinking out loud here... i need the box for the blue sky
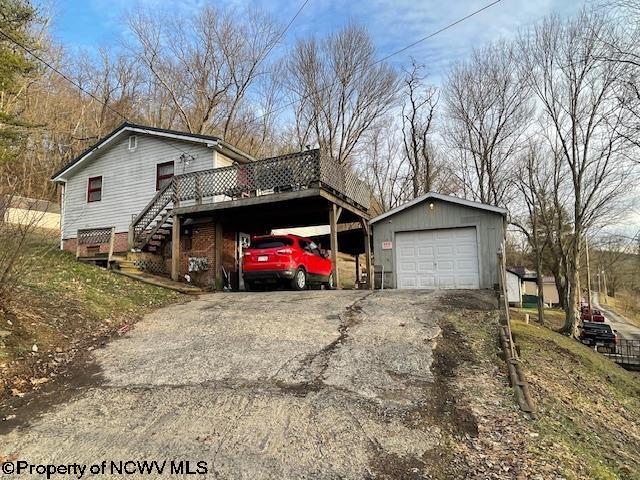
[45,0,585,85]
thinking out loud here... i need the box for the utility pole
[602,270,608,303]
[585,235,593,321]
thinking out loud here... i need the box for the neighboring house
[52,123,253,257]
[51,122,373,289]
[507,266,560,307]
[505,269,523,307]
[4,196,60,230]
[370,193,507,289]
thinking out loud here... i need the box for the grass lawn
[510,306,567,331]
[603,292,640,328]
[513,320,640,480]
[0,232,182,398]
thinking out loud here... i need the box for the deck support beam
[360,218,373,290]
[215,222,223,290]
[329,204,342,290]
[171,214,181,281]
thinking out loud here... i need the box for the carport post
[171,214,181,281]
[329,203,342,289]
[361,218,373,290]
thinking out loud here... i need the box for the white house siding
[61,134,215,239]
[506,271,522,306]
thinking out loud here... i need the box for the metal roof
[50,122,254,181]
[369,192,507,224]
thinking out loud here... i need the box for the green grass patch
[513,320,640,480]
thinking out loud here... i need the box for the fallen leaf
[10,388,24,397]
[29,377,49,386]
[32,344,38,352]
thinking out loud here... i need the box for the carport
[165,150,373,290]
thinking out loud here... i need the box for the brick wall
[62,232,129,257]
[180,223,216,287]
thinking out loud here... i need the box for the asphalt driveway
[1,289,517,479]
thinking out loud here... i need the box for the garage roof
[370,192,507,224]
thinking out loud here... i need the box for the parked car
[243,234,334,291]
[579,321,618,348]
[580,306,605,322]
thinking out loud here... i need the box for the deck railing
[129,149,371,248]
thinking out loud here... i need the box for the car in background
[242,234,334,291]
[580,306,605,322]
[579,321,618,349]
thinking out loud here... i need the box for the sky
[44,0,585,85]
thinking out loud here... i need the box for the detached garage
[370,193,506,290]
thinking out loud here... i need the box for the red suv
[243,234,334,290]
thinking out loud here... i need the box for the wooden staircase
[129,180,175,253]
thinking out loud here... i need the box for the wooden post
[196,175,202,205]
[329,204,342,290]
[585,235,593,321]
[355,254,361,287]
[171,215,181,281]
[215,222,223,290]
[128,225,134,250]
[75,230,81,259]
[360,218,372,290]
[107,226,116,265]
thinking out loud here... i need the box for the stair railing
[129,179,175,248]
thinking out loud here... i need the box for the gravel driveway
[1,289,513,479]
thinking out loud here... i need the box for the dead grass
[0,233,181,399]
[604,292,640,328]
[512,320,640,480]
[510,306,566,331]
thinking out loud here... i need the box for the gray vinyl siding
[61,134,216,239]
[372,199,505,289]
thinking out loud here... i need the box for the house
[4,195,60,230]
[369,192,507,289]
[505,269,523,307]
[52,122,373,289]
[507,266,560,307]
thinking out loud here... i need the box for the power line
[239,0,505,129]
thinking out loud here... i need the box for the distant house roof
[51,122,254,181]
[370,192,507,224]
[507,266,537,280]
[507,267,555,283]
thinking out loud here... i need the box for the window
[250,237,292,249]
[128,135,137,151]
[87,176,102,202]
[156,161,174,190]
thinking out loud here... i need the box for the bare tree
[127,6,280,144]
[285,24,399,165]
[401,60,439,197]
[519,10,636,333]
[444,41,532,207]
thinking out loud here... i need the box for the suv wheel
[291,268,306,291]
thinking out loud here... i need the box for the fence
[598,339,640,370]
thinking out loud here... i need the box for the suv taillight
[276,248,293,255]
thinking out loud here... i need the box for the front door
[238,232,251,290]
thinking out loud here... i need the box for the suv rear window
[582,323,612,333]
[250,237,293,249]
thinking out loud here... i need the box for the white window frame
[128,135,137,151]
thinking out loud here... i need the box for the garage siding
[372,199,504,289]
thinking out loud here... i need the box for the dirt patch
[0,349,104,435]
[401,322,479,438]
[439,291,498,311]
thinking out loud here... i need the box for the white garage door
[395,227,480,289]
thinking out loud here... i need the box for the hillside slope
[512,320,640,480]
[0,233,181,400]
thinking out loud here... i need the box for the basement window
[87,176,102,202]
[156,161,174,190]
[128,135,137,151]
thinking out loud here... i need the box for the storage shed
[370,192,506,289]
